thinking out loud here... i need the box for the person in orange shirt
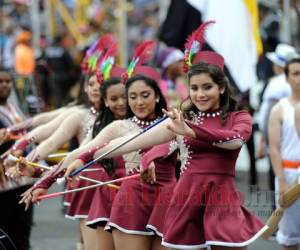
[14,31,35,76]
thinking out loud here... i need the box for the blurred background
[0,0,300,249]
[0,0,299,112]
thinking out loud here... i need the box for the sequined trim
[168,140,179,156]
[121,120,142,173]
[79,108,97,143]
[131,116,161,127]
[213,138,245,146]
[177,136,192,174]
[190,110,222,125]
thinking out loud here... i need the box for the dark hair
[92,77,122,136]
[284,57,300,77]
[182,62,240,125]
[92,78,123,176]
[124,74,167,119]
[71,74,89,107]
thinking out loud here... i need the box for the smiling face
[104,83,126,119]
[189,73,224,112]
[127,80,157,120]
[86,75,101,109]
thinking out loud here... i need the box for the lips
[117,107,126,113]
[196,100,209,105]
[136,107,146,112]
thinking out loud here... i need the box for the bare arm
[93,118,176,160]
[25,109,84,161]
[58,120,129,169]
[30,107,67,127]
[295,103,300,137]
[268,104,285,181]
[8,106,68,132]
[23,107,79,143]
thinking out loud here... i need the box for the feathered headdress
[183,20,215,72]
[81,34,116,74]
[122,40,156,84]
[96,38,119,84]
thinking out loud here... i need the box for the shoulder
[230,110,252,122]
[296,103,300,114]
[269,101,283,121]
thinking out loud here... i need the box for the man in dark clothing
[0,68,33,250]
[45,35,73,107]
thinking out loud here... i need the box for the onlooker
[156,46,187,107]
[0,68,33,250]
[268,57,300,250]
[45,35,73,108]
[257,0,281,86]
[259,44,299,137]
[14,30,35,77]
[0,24,15,70]
[258,43,299,192]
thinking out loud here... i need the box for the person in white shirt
[257,44,299,195]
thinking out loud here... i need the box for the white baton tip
[56,177,65,185]
[7,154,18,162]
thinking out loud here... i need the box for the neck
[90,102,100,111]
[132,116,159,126]
[0,98,8,105]
[290,92,300,103]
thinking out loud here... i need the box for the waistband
[282,160,300,169]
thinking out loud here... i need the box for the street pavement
[30,132,281,250]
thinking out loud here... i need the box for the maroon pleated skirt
[162,172,268,249]
[86,157,126,228]
[65,164,106,220]
[105,176,175,236]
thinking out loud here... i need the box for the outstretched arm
[8,106,68,133]
[25,109,84,162]
[58,120,128,169]
[187,111,252,150]
[25,120,128,189]
[92,118,176,160]
[10,107,80,154]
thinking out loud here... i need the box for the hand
[64,159,84,185]
[0,129,9,145]
[5,157,34,179]
[278,178,290,207]
[162,107,195,137]
[140,161,156,184]
[5,165,21,181]
[19,187,48,211]
[11,149,24,158]
[257,139,266,159]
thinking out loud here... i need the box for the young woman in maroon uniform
[22,41,178,250]
[60,24,268,249]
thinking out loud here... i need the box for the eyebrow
[190,82,212,86]
[129,90,151,94]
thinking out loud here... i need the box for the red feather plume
[102,41,118,62]
[95,33,116,53]
[184,20,215,52]
[132,40,156,64]
[184,20,215,72]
